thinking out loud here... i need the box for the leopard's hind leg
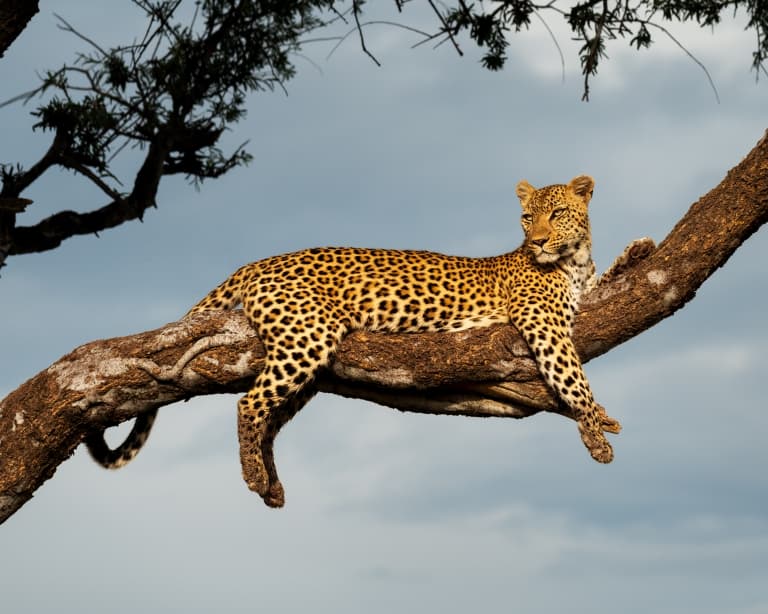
[236,364,307,500]
[258,385,318,508]
[237,313,345,503]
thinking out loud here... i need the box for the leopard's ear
[515,180,536,205]
[568,175,594,203]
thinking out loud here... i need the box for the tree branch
[7,137,169,255]
[1,130,766,524]
[0,0,39,58]
[352,0,382,66]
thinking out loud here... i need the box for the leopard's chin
[532,249,561,264]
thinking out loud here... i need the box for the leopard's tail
[184,263,254,316]
[87,266,255,470]
[87,266,253,470]
[85,409,158,469]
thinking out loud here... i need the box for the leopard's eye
[521,213,533,224]
[550,208,566,220]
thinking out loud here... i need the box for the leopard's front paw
[625,236,656,260]
[601,237,656,283]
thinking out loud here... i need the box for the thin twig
[646,21,720,103]
[533,9,566,83]
[294,52,325,76]
[131,2,168,66]
[63,66,145,117]
[327,3,351,25]
[299,35,346,46]
[60,159,124,201]
[352,0,381,66]
[328,20,432,60]
[54,14,110,59]
[141,0,184,46]
[582,0,610,101]
[427,0,463,57]
[0,85,44,108]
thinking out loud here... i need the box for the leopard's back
[191,247,518,336]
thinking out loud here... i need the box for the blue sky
[1,3,767,613]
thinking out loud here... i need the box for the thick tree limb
[1,130,767,524]
[0,0,38,58]
[5,138,170,257]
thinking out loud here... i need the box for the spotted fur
[85,410,157,469]
[89,175,621,507]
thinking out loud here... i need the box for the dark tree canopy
[434,0,768,98]
[0,0,766,270]
[0,0,336,269]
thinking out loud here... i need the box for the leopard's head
[515,175,594,265]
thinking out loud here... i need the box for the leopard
[88,174,633,508]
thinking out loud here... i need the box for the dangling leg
[237,376,279,497]
[549,337,615,463]
[515,313,617,463]
[259,384,318,508]
[236,314,346,502]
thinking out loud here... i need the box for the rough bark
[0,0,38,58]
[1,130,767,524]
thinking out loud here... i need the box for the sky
[1,2,767,613]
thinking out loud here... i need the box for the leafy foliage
[22,0,343,186]
[0,0,342,266]
[435,0,768,99]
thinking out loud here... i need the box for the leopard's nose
[531,237,548,247]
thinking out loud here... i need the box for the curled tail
[86,266,251,471]
[86,409,158,469]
